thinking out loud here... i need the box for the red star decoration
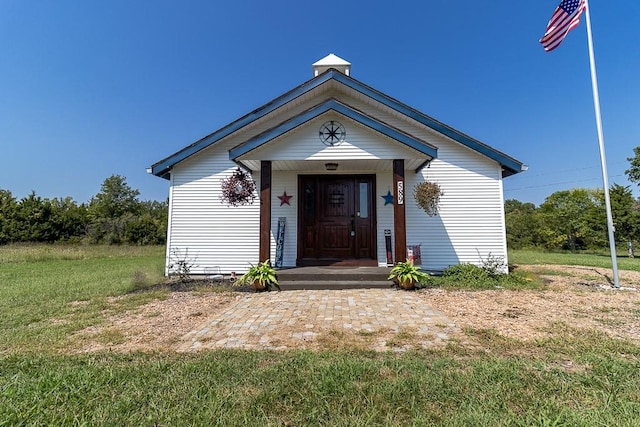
[278,191,293,206]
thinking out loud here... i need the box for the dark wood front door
[298,175,376,266]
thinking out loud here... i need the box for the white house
[149,54,526,275]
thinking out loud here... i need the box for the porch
[276,266,392,290]
[274,266,443,290]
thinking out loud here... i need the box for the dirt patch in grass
[423,265,640,346]
[70,265,640,353]
[71,291,239,353]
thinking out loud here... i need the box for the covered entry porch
[255,158,417,267]
[227,101,438,268]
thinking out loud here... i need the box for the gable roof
[229,98,437,163]
[150,69,525,179]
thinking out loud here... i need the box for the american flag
[540,0,586,52]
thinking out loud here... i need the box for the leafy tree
[139,199,168,221]
[0,176,166,246]
[623,149,640,252]
[49,197,88,242]
[609,183,639,246]
[125,214,166,245]
[87,175,141,243]
[625,146,640,185]
[89,175,140,219]
[504,199,541,249]
[124,199,168,244]
[0,189,18,243]
[1,190,88,243]
[539,188,606,250]
[14,192,55,242]
[581,189,609,249]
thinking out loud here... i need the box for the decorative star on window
[382,190,394,206]
[278,191,293,206]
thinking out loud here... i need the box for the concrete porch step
[278,280,393,291]
[274,266,393,290]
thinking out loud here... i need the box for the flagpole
[584,0,620,288]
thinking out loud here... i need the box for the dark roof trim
[150,69,524,179]
[229,99,437,161]
[326,73,524,177]
[150,71,339,179]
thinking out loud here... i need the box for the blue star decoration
[278,191,293,206]
[382,190,394,206]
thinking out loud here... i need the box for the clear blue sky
[1,1,639,206]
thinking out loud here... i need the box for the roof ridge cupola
[312,53,351,77]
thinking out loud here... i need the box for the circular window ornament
[319,120,346,146]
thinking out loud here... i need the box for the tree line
[0,175,167,245]
[4,148,640,250]
[506,148,640,252]
[505,184,638,251]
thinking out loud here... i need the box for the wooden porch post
[393,159,407,263]
[259,161,272,263]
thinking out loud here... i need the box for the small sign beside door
[397,181,404,205]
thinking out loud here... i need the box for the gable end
[150,69,524,179]
[229,98,437,167]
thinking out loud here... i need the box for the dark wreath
[220,168,257,207]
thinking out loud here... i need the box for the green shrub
[443,263,490,282]
[436,263,538,290]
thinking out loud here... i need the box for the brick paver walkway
[179,289,457,352]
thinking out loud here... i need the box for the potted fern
[388,260,429,290]
[237,260,280,291]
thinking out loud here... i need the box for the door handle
[350,218,355,237]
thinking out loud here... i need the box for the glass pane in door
[359,182,368,218]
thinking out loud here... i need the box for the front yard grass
[2,337,640,426]
[1,244,639,425]
[509,249,640,272]
[0,244,166,353]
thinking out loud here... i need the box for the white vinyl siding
[164,80,511,274]
[405,146,508,271]
[270,171,298,267]
[333,91,509,270]
[246,115,426,162]
[166,141,260,274]
[375,171,395,265]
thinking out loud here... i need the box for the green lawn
[0,244,166,353]
[510,249,640,272]
[1,245,640,426]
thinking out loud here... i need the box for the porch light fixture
[325,162,339,171]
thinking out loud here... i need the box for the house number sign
[397,181,404,205]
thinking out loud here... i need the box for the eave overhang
[228,99,437,166]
